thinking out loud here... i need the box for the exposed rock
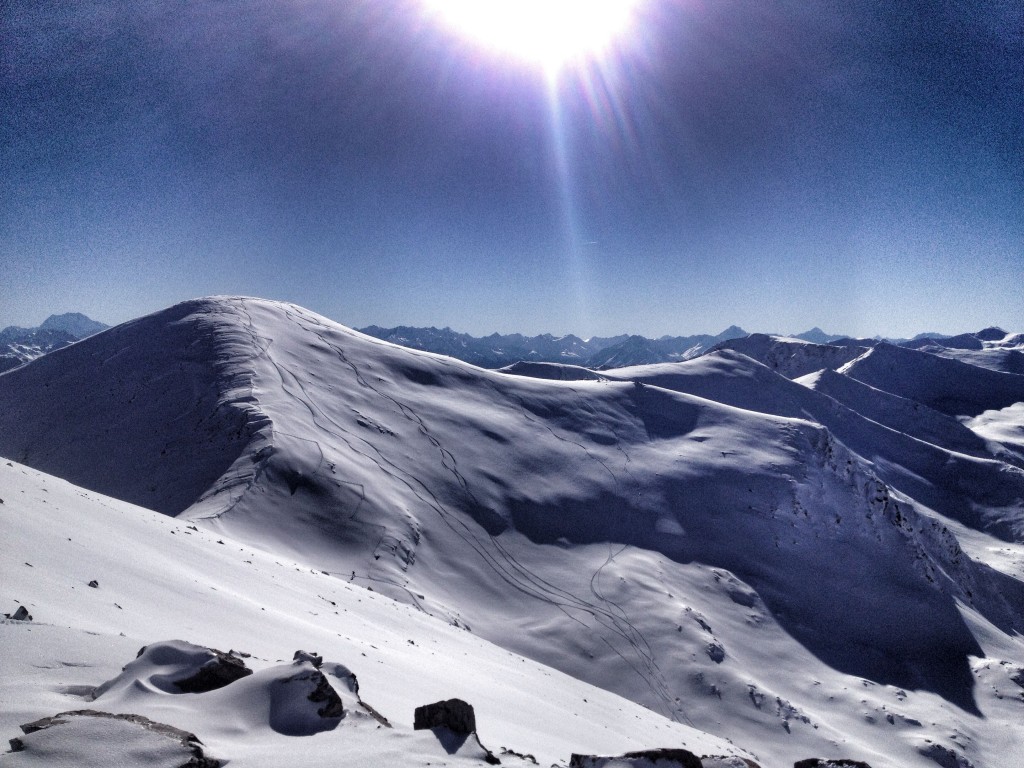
[6,606,31,621]
[570,748,703,768]
[306,669,344,718]
[414,698,477,734]
[1009,666,1024,689]
[794,760,873,768]
[706,642,726,663]
[15,709,220,766]
[917,744,974,768]
[88,580,99,588]
[702,758,763,768]
[173,649,253,693]
[293,649,323,668]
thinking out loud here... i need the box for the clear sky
[2,0,1022,338]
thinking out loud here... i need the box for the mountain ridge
[3,296,1023,767]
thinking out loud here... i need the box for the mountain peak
[714,325,748,341]
[40,312,108,338]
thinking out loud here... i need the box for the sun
[422,0,641,72]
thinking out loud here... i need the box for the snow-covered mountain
[38,312,109,339]
[2,296,1023,768]
[899,328,1024,375]
[0,312,109,373]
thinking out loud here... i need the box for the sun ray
[422,0,640,73]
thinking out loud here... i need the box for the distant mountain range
[0,312,109,373]
[357,324,752,369]
[4,312,1015,375]
[358,323,1014,370]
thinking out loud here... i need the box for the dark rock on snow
[15,709,220,766]
[570,748,703,768]
[7,606,31,621]
[414,698,477,734]
[794,760,874,768]
[701,757,763,768]
[293,649,323,668]
[172,649,253,693]
[917,743,975,768]
[306,669,345,718]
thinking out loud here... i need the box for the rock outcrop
[414,698,477,734]
[570,748,703,768]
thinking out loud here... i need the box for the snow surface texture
[2,296,1024,768]
[0,459,744,767]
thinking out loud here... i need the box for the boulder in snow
[414,698,477,734]
[172,648,253,693]
[569,748,703,768]
[292,649,323,668]
[9,709,221,767]
[701,758,763,768]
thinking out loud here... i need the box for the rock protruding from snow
[6,606,32,621]
[794,760,873,768]
[414,698,477,734]
[292,649,323,668]
[9,709,220,767]
[917,743,975,768]
[93,641,252,698]
[91,640,349,738]
[172,650,252,693]
[701,758,763,768]
[569,748,703,768]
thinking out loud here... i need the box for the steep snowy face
[606,351,1024,542]
[3,297,1024,768]
[839,342,1024,417]
[708,334,868,379]
[0,299,268,514]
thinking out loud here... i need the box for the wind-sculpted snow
[2,297,1024,768]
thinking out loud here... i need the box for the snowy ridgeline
[1,296,1023,768]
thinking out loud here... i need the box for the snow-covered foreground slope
[2,297,1024,767]
[0,460,746,767]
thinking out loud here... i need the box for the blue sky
[2,0,1022,337]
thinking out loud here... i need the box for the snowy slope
[603,351,1024,541]
[839,343,1024,417]
[1,459,746,767]
[2,297,1024,768]
[708,334,869,379]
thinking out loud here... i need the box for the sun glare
[423,0,640,72]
